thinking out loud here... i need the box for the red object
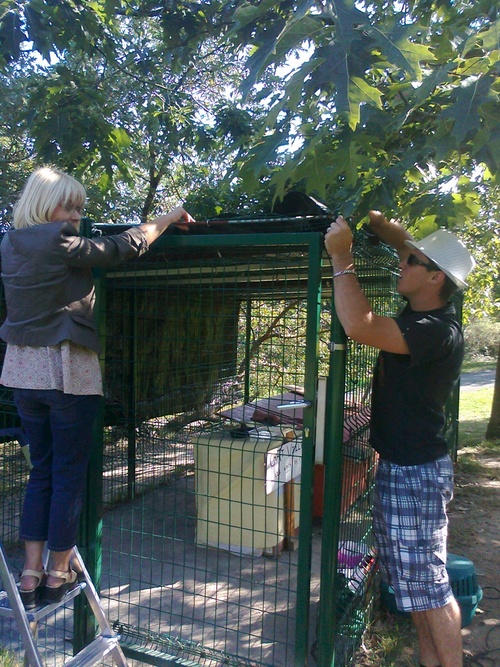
[313,458,370,518]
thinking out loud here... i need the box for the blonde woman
[0,166,194,608]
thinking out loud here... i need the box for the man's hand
[323,211,410,355]
[368,209,389,230]
[367,209,413,258]
[324,216,354,268]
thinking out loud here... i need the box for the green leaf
[97,171,112,192]
[329,144,361,186]
[462,19,500,57]
[456,56,494,77]
[418,215,438,237]
[332,2,435,78]
[110,127,131,148]
[237,131,288,190]
[230,0,283,33]
[0,10,26,64]
[239,21,287,99]
[440,74,497,144]
[452,192,482,218]
[265,57,319,128]
[365,18,436,79]
[240,14,319,99]
[325,42,383,130]
[346,77,382,130]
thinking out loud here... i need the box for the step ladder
[0,543,128,667]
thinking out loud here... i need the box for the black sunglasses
[406,253,440,271]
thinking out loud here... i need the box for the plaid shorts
[373,455,455,612]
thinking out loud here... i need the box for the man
[324,211,475,667]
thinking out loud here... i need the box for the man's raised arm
[367,210,413,260]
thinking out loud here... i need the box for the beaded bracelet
[332,269,356,278]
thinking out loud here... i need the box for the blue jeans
[14,389,101,552]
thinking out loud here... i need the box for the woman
[0,166,194,608]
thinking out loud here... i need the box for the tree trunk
[485,343,500,440]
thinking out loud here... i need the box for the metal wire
[114,621,264,667]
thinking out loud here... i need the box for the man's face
[397,249,439,298]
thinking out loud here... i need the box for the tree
[220,0,500,438]
[0,1,265,221]
[221,1,498,223]
[0,64,38,218]
[485,343,500,439]
[2,1,498,216]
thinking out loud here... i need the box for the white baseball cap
[405,229,475,289]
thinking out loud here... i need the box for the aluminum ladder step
[0,543,128,667]
[63,634,121,667]
[0,581,86,621]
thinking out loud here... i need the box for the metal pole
[73,219,105,651]
[244,298,252,404]
[127,291,138,499]
[316,284,348,667]
[294,234,323,665]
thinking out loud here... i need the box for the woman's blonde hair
[13,166,86,229]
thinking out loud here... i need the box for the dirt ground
[448,450,500,666]
[355,446,500,667]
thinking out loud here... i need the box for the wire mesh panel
[0,316,88,666]
[95,232,323,667]
[0,282,28,547]
[311,232,401,667]
[333,239,401,666]
[0,403,27,547]
[0,222,438,667]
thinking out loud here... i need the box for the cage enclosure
[0,210,418,667]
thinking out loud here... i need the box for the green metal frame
[316,295,348,667]
[0,223,462,666]
[79,230,326,666]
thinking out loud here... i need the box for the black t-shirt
[370,302,464,465]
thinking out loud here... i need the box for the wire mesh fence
[95,233,323,667]
[0,222,416,667]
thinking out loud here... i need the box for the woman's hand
[166,207,195,229]
[139,207,195,244]
[156,207,195,231]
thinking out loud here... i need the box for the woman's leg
[19,540,45,592]
[45,547,75,590]
[15,389,101,562]
[14,389,54,547]
[44,391,101,552]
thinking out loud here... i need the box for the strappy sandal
[40,569,78,604]
[18,569,47,610]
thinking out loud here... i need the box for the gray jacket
[0,221,149,353]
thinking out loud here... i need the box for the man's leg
[412,598,463,667]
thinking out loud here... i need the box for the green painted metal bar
[316,283,348,667]
[122,645,202,666]
[126,290,138,499]
[244,298,252,404]
[294,234,324,666]
[73,220,106,651]
[93,228,321,250]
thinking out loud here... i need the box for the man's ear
[431,270,446,287]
